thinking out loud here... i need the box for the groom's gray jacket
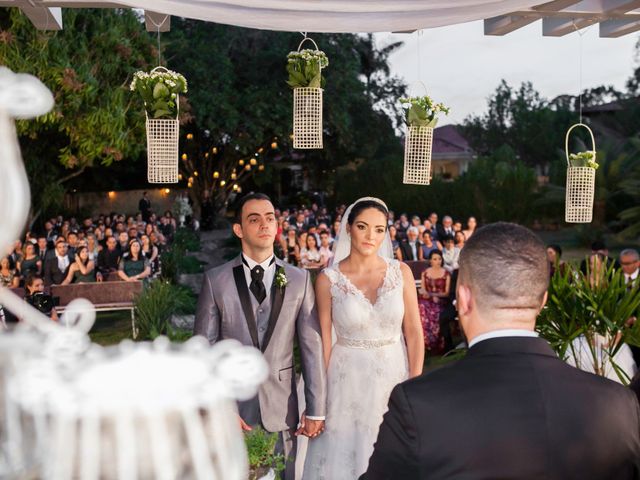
[194,255,327,432]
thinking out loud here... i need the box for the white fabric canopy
[118,0,543,33]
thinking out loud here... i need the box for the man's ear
[456,283,472,318]
[232,222,243,239]
[538,290,548,314]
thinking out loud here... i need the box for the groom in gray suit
[194,193,327,479]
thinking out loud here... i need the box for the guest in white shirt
[620,248,639,286]
[441,236,460,273]
[318,230,334,267]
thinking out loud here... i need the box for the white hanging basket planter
[293,87,323,149]
[146,114,179,184]
[565,123,596,223]
[290,37,325,149]
[403,125,434,185]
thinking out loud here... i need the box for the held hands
[295,413,325,438]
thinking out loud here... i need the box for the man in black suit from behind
[362,222,640,480]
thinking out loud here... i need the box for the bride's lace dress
[303,258,408,479]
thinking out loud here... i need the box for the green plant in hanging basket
[245,427,286,480]
[130,68,188,119]
[400,95,450,128]
[286,49,329,89]
[568,150,598,169]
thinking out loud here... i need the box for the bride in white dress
[303,197,424,479]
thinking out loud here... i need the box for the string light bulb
[181,153,187,161]
[239,159,245,166]
[271,142,278,149]
[245,165,251,171]
[220,180,226,187]
[213,171,219,179]
[186,133,194,140]
[258,165,265,171]
[250,158,257,166]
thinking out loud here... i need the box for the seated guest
[418,231,439,260]
[0,256,19,288]
[436,215,455,240]
[462,216,477,240]
[66,231,78,261]
[17,242,42,279]
[141,234,160,275]
[116,231,129,256]
[580,240,619,275]
[388,225,400,259]
[363,222,640,480]
[86,233,101,262]
[61,246,97,284]
[418,250,450,353]
[36,236,49,262]
[118,239,151,282]
[398,227,420,261]
[454,231,466,250]
[284,228,299,266]
[620,248,639,286]
[546,244,568,277]
[318,230,334,268]
[43,239,71,286]
[24,274,57,321]
[97,236,121,280]
[300,233,325,270]
[7,240,23,270]
[441,235,460,273]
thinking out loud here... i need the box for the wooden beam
[600,18,640,36]
[15,0,63,30]
[484,14,538,35]
[542,16,599,36]
[144,10,170,32]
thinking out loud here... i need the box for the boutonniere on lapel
[275,266,289,289]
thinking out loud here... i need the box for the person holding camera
[24,274,58,322]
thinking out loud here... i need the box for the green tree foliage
[335,144,537,225]
[163,21,406,214]
[462,80,576,172]
[0,8,156,223]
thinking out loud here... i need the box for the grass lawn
[89,311,134,346]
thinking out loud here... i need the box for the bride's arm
[399,263,425,378]
[315,272,333,370]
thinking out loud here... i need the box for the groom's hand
[238,416,253,431]
[304,419,325,438]
[295,413,324,438]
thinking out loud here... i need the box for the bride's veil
[330,197,394,266]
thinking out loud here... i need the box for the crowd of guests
[270,203,640,357]
[0,193,179,323]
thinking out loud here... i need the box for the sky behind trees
[379,20,637,124]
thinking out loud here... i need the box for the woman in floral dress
[418,249,451,353]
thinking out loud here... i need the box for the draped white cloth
[117,0,542,33]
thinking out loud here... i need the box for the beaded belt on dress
[336,335,400,349]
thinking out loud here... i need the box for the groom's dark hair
[234,193,273,224]
[458,222,548,312]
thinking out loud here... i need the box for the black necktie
[243,256,274,304]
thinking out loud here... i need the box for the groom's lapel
[261,259,286,353]
[232,258,259,349]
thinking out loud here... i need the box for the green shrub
[537,263,640,384]
[134,280,196,340]
[173,228,201,252]
[245,427,285,480]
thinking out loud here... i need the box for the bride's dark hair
[347,200,389,225]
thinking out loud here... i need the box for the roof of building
[432,124,474,155]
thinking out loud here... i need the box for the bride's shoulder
[390,259,411,282]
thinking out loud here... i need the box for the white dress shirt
[56,253,70,273]
[468,329,538,348]
[242,253,276,292]
[242,253,325,422]
[625,269,639,285]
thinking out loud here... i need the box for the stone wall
[64,188,189,217]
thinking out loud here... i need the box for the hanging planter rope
[400,85,450,185]
[287,37,327,149]
[565,123,597,223]
[130,66,187,184]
